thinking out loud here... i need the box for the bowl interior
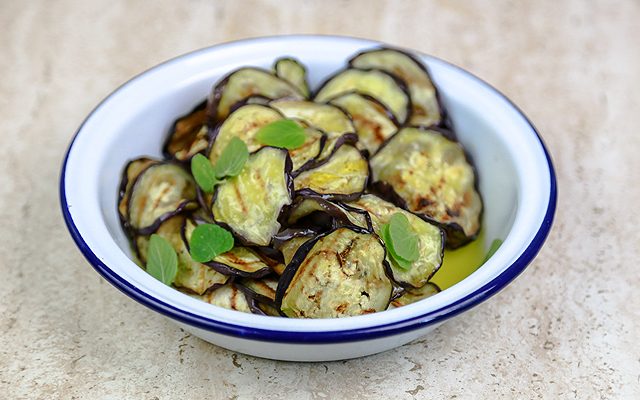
[64,36,551,333]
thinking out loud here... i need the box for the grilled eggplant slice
[314,68,411,124]
[238,276,279,305]
[118,157,159,228]
[127,163,197,234]
[285,196,372,232]
[349,194,444,288]
[276,227,393,318]
[370,127,482,248]
[211,147,293,246]
[208,104,284,164]
[269,100,356,161]
[183,218,272,278]
[270,100,354,136]
[350,47,443,127]
[208,104,322,171]
[389,282,440,309]
[328,92,398,154]
[208,68,304,122]
[191,283,252,313]
[163,100,209,162]
[294,144,368,201]
[135,216,229,294]
[274,58,310,98]
[289,126,325,172]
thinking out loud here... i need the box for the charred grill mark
[352,114,386,144]
[230,286,238,310]
[150,185,173,211]
[232,182,248,214]
[336,238,356,269]
[257,281,276,298]
[335,304,347,313]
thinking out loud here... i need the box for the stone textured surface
[1,0,639,398]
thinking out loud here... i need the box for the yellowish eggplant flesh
[208,67,303,122]
[314,68,411,124]
[370,127,482,248]
[118,157,159,228]
[135,216,229,294]
[182,218,272,278]
[274,58,311,98]
[349,47,443,127]
[127,163,197,234]
[163,100,210,162]
[211,147,293,246]
[293,144,368,201]
[328,92,398,155]
[389,282,441,309]
[348,194,444,288]
[276,227,393,318]
[191,283,252,313]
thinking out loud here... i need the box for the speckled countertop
[1,0,639,398]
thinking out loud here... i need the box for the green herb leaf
[146,234,178,285]
[380,223,412,270]
[483,239,503,263]
[214,137,249,179]
[191,154,219,193]
[388,213,419,262]
[255,119,306,149]
[189,223,235,263]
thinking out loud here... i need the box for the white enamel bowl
[60,35,556,361]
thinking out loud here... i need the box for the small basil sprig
[255,119,306,149]
[146,234,178,285]
[381,213,420,270]
[191,137,249,193]
[189,223,234,263]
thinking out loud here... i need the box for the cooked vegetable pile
[118,47,483,318]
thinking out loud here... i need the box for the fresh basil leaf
[381,223,412,270]
[255,119,306,149]
[146,234,178,285]
[388,213,419,262]
[483,239,503,263]
[214,137,249,178]
[191,154,219,193]
[189,223,235,263]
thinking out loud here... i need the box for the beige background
[1,0,639,398]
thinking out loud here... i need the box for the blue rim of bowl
[59,36,557,344]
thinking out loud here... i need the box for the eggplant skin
[211,146,293,246]
[207,67,304,123]
[268,100,356,162]
[314,68,412,124]
[284,196,372,233]
[293,144,369,201]
[162,100,209,162]
[182,218,273,278]
[389,282,441,309]
[349,47,444,127]
[276,227,393,318]
[135,215,229,294]
[273,58,311,98]
[118,157,159,232]
[208,104,284,165]
[370,127,482,248]
[348,194,444,288]
[191,283,252,313]
[328,92,399,155]
[127,162,198,235]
